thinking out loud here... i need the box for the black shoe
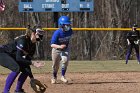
[14,89,26,93]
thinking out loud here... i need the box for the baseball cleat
[51,78,57,84]
[61,76,68,83]
[14,89,26,93]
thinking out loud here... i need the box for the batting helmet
[58,16,71,26]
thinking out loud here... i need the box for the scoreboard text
[19,0,94,12]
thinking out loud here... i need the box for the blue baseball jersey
[51,28,73,47]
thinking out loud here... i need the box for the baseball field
[0,60,140,93]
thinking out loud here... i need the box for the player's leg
[0,53,20,72]
[14,73,28,93]
[15,66,31,92]
[134,44,140,64]
[51,48,61,84]
[3,72,19,93]
[0,53,20,93]
[60,50,69,83]
[126,44,133,64]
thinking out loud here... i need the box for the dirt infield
[0,72,140,93]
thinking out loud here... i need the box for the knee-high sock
[52,66,59,78]
[61,67,67,76]
[126,51,131,64]
[136,53,140,62]
[53,70,57,78]
[61,62,68,76]
[3,71,19,93]
[61,63,67,76]
[15,73,28,91]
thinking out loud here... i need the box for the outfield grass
[0,60,140,75]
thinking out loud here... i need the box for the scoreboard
[18,0,94,12]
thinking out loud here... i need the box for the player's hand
[127,39,131,45]
[59,44,66,49]
[128,42,131,45]
[32,61,45,68]
[134,40,139,44]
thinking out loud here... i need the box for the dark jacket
[127,30,140,44]
[3,35,36,65]
[0,35,36,77]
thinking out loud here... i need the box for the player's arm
[126,32,131,45]
[127,39,131,45]
[51,44,66,50]
[16,39,45,68]
[137,31,140,43]
[16,39,32,65]
[134,31,140,44]
[51,31,66,49]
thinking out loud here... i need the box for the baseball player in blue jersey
[50,16,73,84]
[0,25,45,93]
[126,24,140,64]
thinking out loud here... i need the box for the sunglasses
[36,28,45,35]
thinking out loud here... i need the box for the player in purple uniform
[126,24,140,64]
[0,25,44,93]
[50,16,73,84]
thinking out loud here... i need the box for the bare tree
[0,0,140,60]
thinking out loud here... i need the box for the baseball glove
[30,79,47,93]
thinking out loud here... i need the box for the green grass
[0,60,140,75]
[68,60,140,72]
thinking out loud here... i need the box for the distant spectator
[0,0,5,12]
